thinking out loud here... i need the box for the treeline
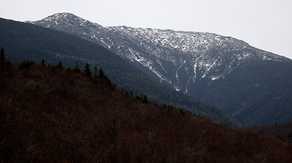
[0,54,292,162]
[249,121,292,144]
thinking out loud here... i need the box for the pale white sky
[2,0,292,59]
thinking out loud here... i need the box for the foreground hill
[29,13,292,125]
[0,17,240,126]
[0,60,291,162]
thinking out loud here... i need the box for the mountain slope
[0,17,241,126]
[29,13,292,125]
[1,60,291,162]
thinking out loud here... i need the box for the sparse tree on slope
[84,63,92,77]
[73,62,81,73]
[0,47,5,62]
[98,67,104,78]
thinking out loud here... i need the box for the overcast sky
[2,0,292,59]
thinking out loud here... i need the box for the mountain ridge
[0,17,243,127]
[28,12,292,126]
[28,13,292,125]
[27,13,291,91]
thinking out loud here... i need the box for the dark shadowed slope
[0,60,291,162]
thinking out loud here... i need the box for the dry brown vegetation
[0,59,292,162]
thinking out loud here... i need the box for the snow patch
[128,49,172,84]
[176,61,186,84]
[211,76,220,81]
[100,39,111,49]
[263,56,272,61]
[174,86,180,91]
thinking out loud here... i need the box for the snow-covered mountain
[28,13,292,125]
[28,13,288,92]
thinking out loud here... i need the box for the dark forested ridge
[0,59,292,162]
[249,121,292,144]
[0,17,241,126]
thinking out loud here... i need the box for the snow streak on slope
[104,26,287,88]
[28,13,289,93]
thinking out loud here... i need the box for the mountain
[28,13,292,125]
[0,17,242,126]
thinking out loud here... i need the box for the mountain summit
[29,13,289,92]
[28,13,292,125]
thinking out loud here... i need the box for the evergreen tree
[94,66,97,79]
[66,66,73,72]
[41,59,45,67]
[73,62,81,73]
[84,63,92,77]
[1,47,5,57]
[56,61,64,69]
[19,60,36,69]
[0,47,5,62]
[98,67,104,78]
[142,95,148,103]
[180,109,185,116]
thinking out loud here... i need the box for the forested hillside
[0,57,291,162]
[249,121,292,144]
